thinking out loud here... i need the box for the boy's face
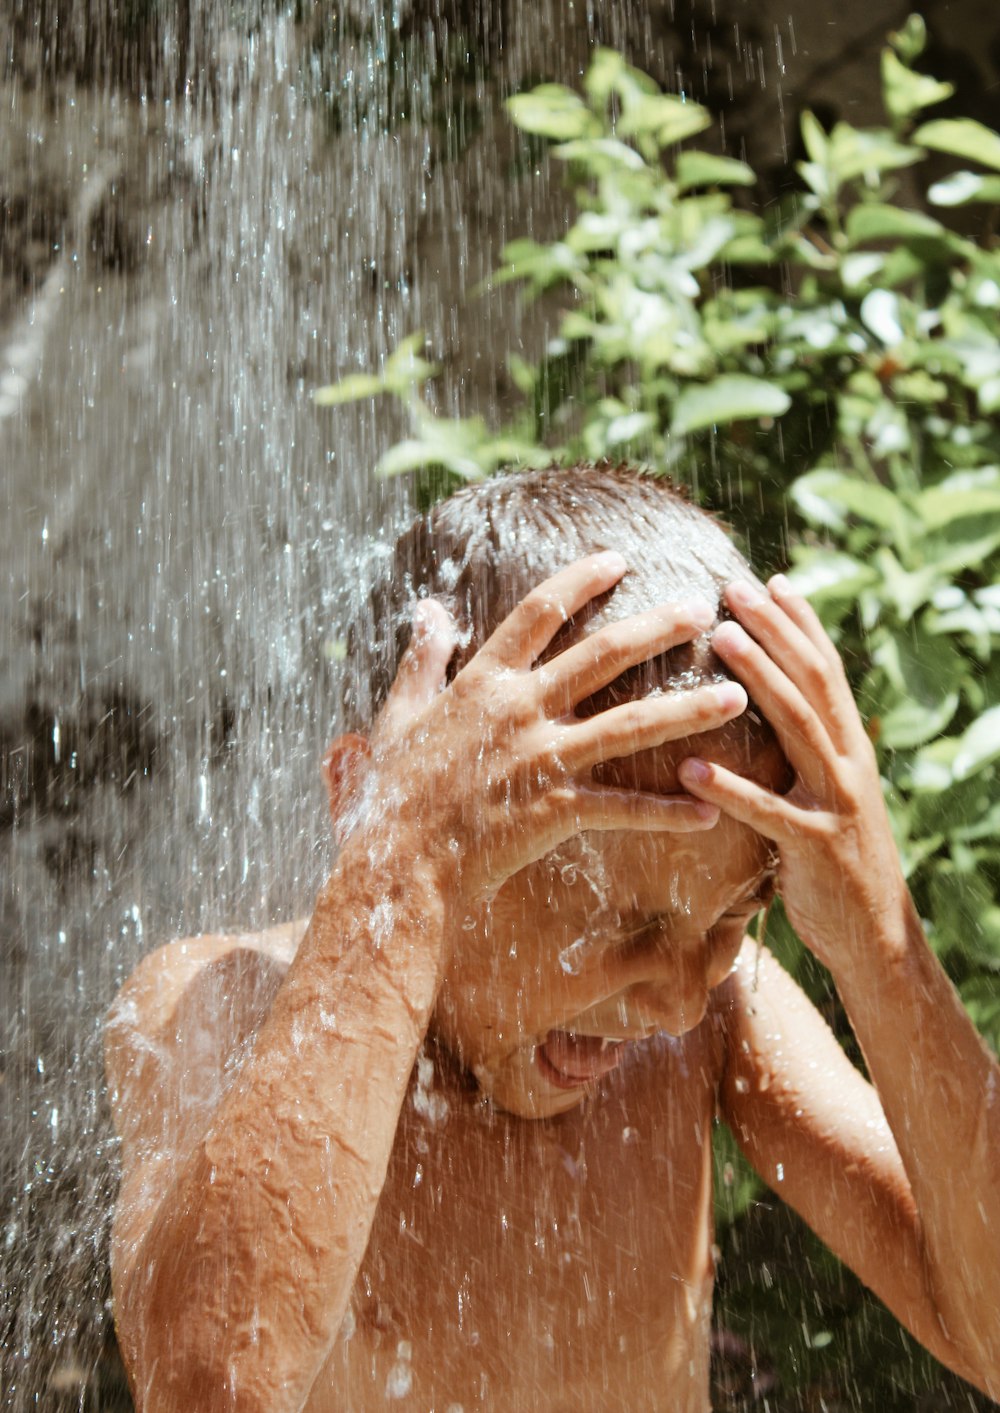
[431,723,788,1119]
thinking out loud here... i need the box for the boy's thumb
[395,599,457,708]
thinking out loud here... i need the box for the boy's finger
[677,757,803,843]
[766,579,870,747]
[384,599,457,716]
[484,553,629,668]
[537,599,714,711]
[710,620,834,798]
[560,681,747,771]
[768,574,844,671]
[564,785,721,833]
[724,580,858,755]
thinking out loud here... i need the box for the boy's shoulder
[104,920,308,1150]
[107,920,305,1040]
[108,921,305,1023]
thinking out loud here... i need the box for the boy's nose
[628,978,710,1036]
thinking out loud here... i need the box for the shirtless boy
[106,465,1000,1412]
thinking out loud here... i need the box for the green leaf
[376,438,459,479]
[313,371,386,406]
[583,48,659,108]
[786,549,878,605]
[492,238,582,289]
[506,85,598,141]
[840,252,886,290]
[379,332,439,394]
[800,110,829,166]
[915,467,1000,527]
[873,546,942,618]
[604,409,656,446]
[881,47,953,123]
[828,123,923,184]
[616,93,712,146]
[913,118,1000,173]
[879,691,960,749]
[860,288,905,345]
[790,468,908,535]
[872,629,963,748]
[889,14,928,66]
[928,171,1000,207]
[675,152,755,191]
[670,376,790,434]
[921,522,1000,577]
[845,203,948,246]
[952,707,1000,781]
[551,137,648,173]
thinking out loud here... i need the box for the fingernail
[684,597,715,628]
[727,580,765,608]
[681,758,711,782]
[769,573,791,595]
[713,682,747,712]
[693,801,719,821]
[713,621,747,653]
[596,551,628,575]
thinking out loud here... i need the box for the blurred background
[2,1,998,1407]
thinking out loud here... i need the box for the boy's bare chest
[312,1030,722,1412]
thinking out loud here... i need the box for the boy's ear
[321,733,372,827]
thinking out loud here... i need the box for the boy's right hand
[349,552,747,918]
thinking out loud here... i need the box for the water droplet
[558,937,588,975]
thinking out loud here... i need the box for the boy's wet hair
[345,462,776,759]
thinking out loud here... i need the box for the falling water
[2,2,997,1409]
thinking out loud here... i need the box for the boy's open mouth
[536,1030,628,1089]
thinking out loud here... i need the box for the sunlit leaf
[506,86,599,141]
[952,706,1000,781]
[860,289,904,345]
[383,332,439,391]
[552,137,648,172]
[313,372,386,406]
[881,47,953,123]
[873,629,963,748]
[604,410,656,446]
[670,376,790,434]
[928,170,1000,206]
[675,152,755,191]
[785,550,878,604]
[879,691,960,749]
[790,468,909,535]
[845,203,948,246]
[800,110,829,165]
[888,13,928,65]
[828,123,922,184]
[913,117,1000,172]
[616,94,711,146]
[915,466,1000,526]
[583,47,659,108]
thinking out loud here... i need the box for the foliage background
[319,17,1000,1408]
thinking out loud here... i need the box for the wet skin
[106,560,1000,1413]
[312,733,790,1410]
[433,727,786,1119]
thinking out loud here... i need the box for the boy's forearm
[120,831,449,1413]
[828,891,1000,1388]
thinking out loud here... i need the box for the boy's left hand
[677,575,906,972]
